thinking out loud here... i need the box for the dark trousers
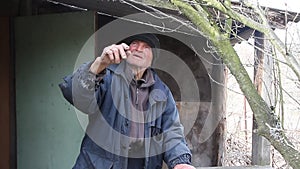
[127,142,145,169]
[127,157,145,169]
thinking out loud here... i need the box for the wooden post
[210,55,227,166]
[252,31,272,165]
[19,0,32,16]
[0,17,12,169]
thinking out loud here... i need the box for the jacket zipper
[136,88,139,105]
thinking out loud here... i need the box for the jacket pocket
[151,126,163,141]
[149,125,164,156]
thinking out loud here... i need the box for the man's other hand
[174,164,196,169]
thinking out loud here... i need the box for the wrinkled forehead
[129,39,151,47]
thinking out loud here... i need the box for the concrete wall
[14,11,94,169]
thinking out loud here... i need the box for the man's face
[126,40,153,69]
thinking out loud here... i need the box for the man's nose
[136,43,144,51]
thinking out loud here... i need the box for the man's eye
[131,41,138,45]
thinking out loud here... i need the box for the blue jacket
[59,61,192,169]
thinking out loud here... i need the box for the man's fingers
[121,43,129,50]
[102,43,129,64]
[126,50,132,57]
[106,50,114,62]
[117,44,128,59]
[111,48,121,63]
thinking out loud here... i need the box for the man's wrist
[89,58,108,74]
[169,154,192,169]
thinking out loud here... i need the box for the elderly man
[59,33,195,169]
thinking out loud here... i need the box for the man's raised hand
[89,43,130,74]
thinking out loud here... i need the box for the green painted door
[15,11,94,169]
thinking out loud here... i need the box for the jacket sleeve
[58,73,74,105]
[162,90,192,169]
[58,62,108,115]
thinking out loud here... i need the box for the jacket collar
[107,61,155,87]
[107,61,168,103]
[107,61,132,83]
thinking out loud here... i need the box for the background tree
[124,0,300,168]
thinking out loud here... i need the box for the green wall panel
[15,11,94,169]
